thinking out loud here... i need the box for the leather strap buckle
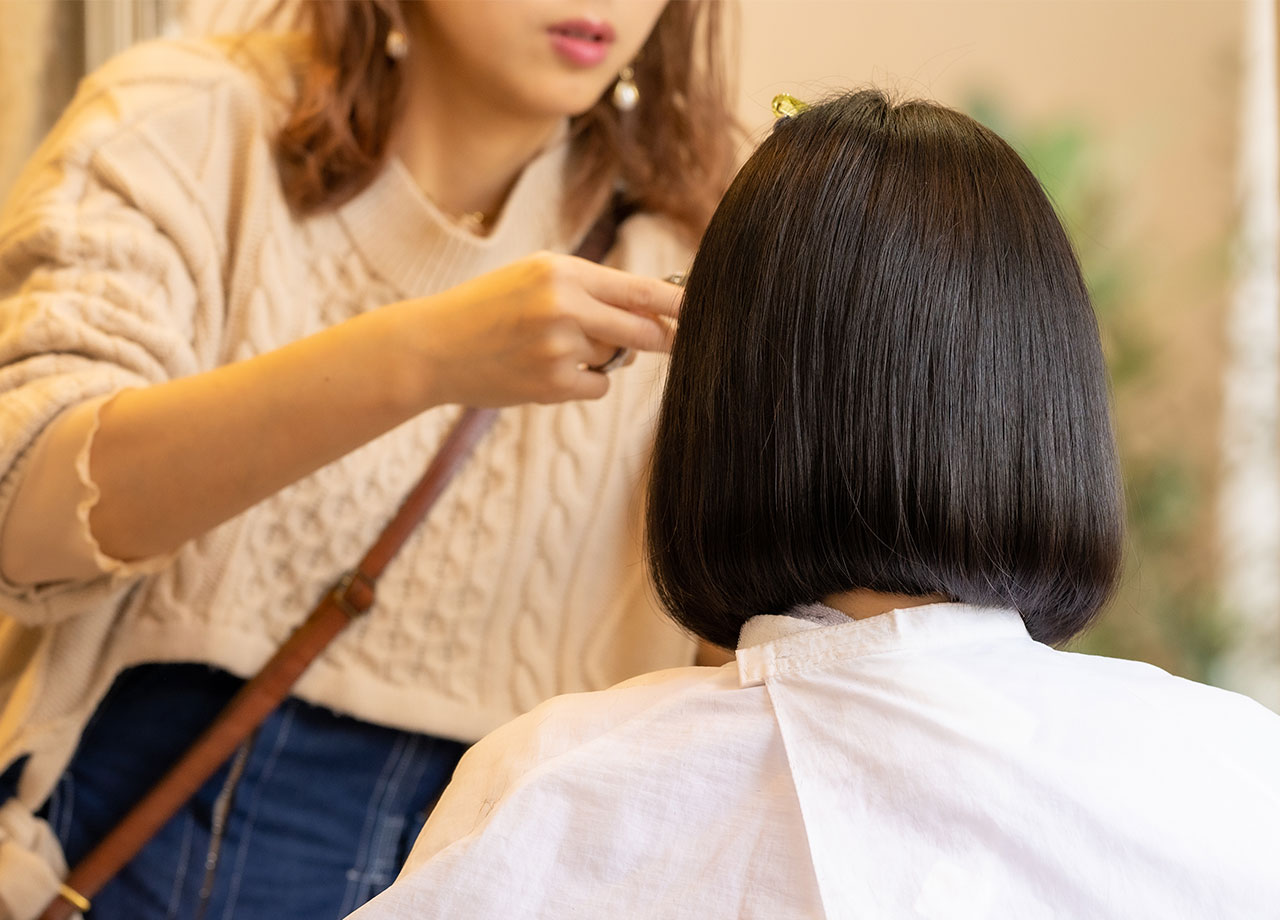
[56,882,91,913]
[330,570,376,619]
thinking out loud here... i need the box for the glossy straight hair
[647,90,1124,649]
[273,0,736,240]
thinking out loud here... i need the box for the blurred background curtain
[0,0,180,193]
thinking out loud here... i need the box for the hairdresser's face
[414,0,667,118]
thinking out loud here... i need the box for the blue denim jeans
[15,664,466,920]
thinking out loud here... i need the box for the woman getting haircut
[351,90,1280,919]
[0,2,735,917]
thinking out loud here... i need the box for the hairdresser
[0,2,734,917]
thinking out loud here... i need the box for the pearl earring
[385,28,408,61]
[612,65,639,112]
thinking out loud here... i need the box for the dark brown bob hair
[647,90,1124,649]
[275,0,736,240]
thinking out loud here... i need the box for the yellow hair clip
[771,93,811,120]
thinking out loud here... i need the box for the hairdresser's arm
[0,254,680,584]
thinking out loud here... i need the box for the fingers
[581,340,622,370]
[570,257,685,319]
[586,346,632,374]
[576,304,674,355]
[562,365,611,401]
[530,253,681,355]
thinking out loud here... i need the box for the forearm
[1,300,433,582]
[88,300,433,561]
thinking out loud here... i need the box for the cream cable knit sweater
[0,36,695,815]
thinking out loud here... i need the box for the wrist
[371,297,455,414]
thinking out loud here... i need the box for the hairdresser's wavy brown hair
[275,0,736,241]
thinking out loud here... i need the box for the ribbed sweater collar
[334,128,575,297]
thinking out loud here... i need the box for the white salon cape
[350,604,1280,919]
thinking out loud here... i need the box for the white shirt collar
[736,602,1030,688]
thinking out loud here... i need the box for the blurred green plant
[964,93,1233,682]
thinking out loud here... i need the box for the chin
[565,95,610,118]
[513,76,616,120]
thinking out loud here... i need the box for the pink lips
[547,18,615,67]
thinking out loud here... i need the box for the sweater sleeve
[0,41,256,623]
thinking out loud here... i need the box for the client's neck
[822,589,949,621]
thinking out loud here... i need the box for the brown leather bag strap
[39,202,630,920]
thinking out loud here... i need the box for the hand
[405,252,683,407]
